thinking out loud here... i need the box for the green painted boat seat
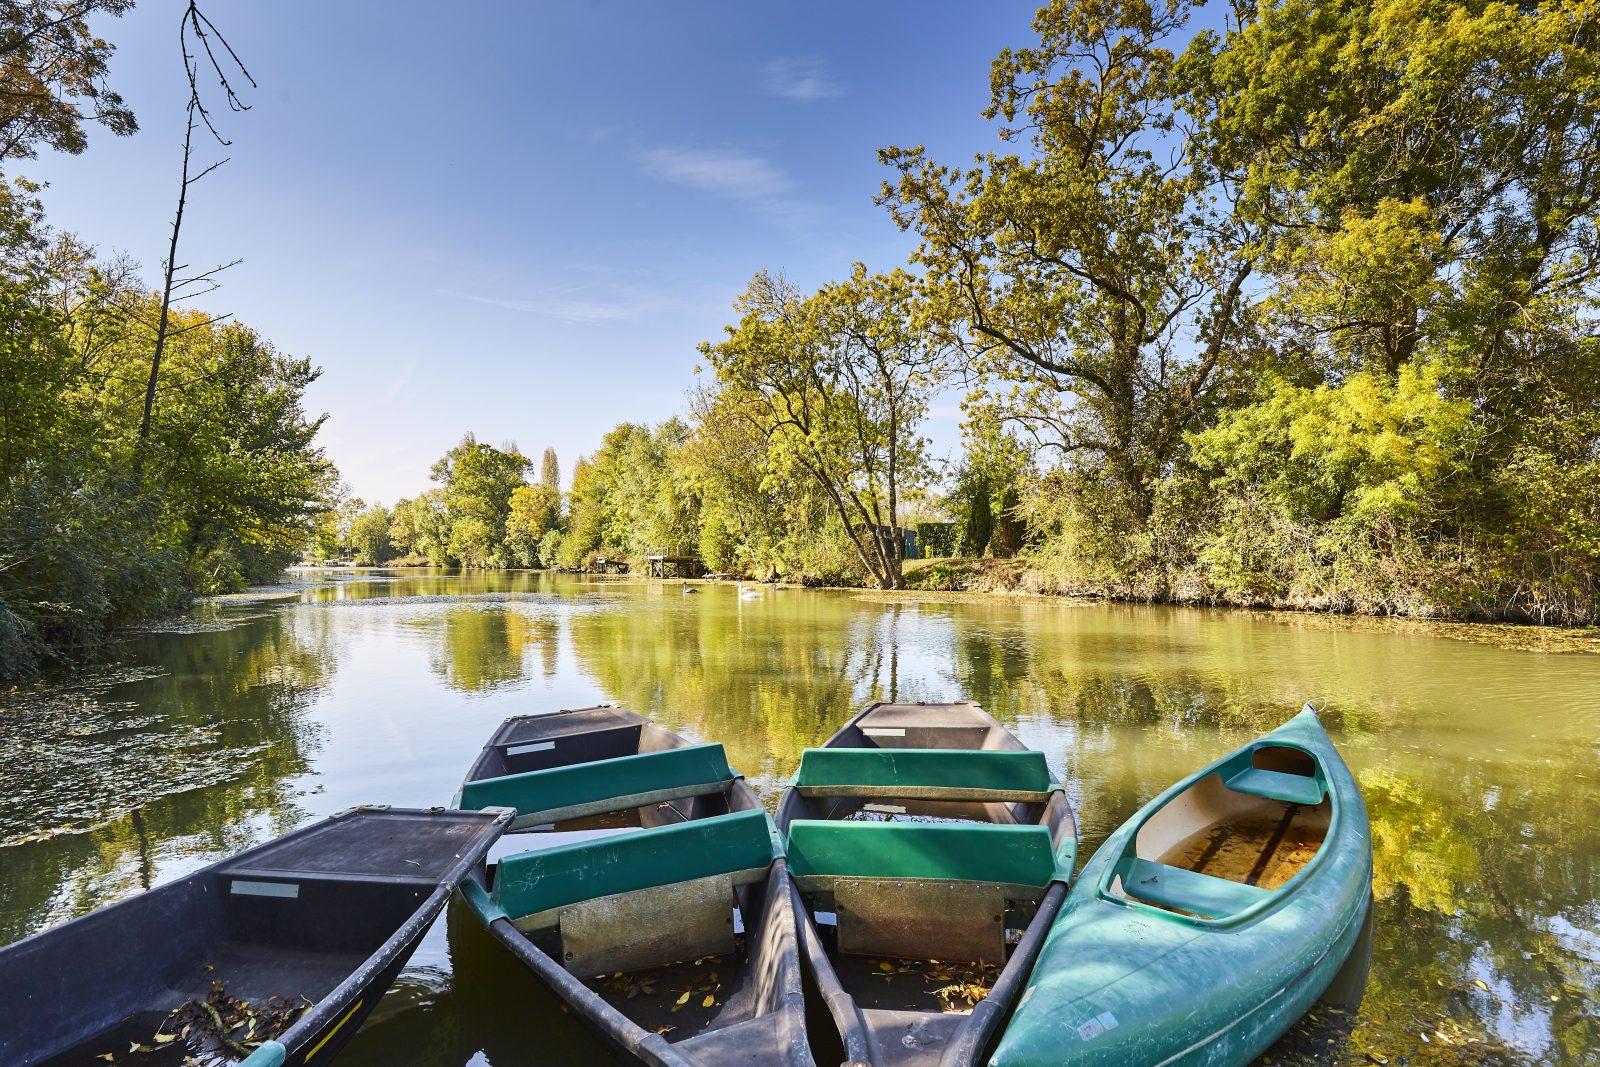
[490,808,781,927]
[792,748,1058,803]
[786,820,1070,963]
[1114,857,1269,919]
[457,743,737,828]
[482,808,782,975]
[786,820,1068,894]
[1223,766,1325,806]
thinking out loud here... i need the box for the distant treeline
[0,2,333,679]
[344,0,1600,625]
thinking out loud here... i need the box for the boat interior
[8,809,502,1067]
[1107,744,1333,920]
[477,807,807,1059]
[459,705,741,832]
[775,703,1076,1064]
[463,710,808,1059]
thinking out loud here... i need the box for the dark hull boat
[0,806,510,1067]
[990,707,1374,1067]
[773,702,1078,1067]
[453,705,813,1067]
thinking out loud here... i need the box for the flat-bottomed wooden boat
[453,705,813,1067]
[774,701,1078,1067]
[0,806,510,1067]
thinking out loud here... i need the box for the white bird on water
[738,582,763,600]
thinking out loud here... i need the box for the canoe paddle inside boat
[989,705,1374,1067]
[453,706,814,1067]
[0,805,511,1067]
[774,702,1079,1067]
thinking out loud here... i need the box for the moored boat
[0,805,511,1067]
[453,705,814,1067]
[989,705,1374,1067]
[774,701,1079,1067]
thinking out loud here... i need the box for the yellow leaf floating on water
[702,995,715,1008]
[1472,979,1489,992]
[877,961,894,973]
[674,991,691,1006]
[153,1033,176,1044]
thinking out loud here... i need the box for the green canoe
[989,706,1373,1067]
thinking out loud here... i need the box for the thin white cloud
[640,147,794,204]
[380,357,417,401]
[764,57,843,101]
[445,285,686,325]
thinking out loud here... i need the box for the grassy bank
[896,557,1600,651]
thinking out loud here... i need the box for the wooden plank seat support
[456,743,737,829]
[785,821,1072,963]
[791,747,1059,803]
[477,809,782,975]
[1114,857,1270,920]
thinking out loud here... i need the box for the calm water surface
[1,570,1596,1065]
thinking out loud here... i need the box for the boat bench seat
[456,743,737,828]
[479,809,782,975]
[1223,767,1325,807]
[1115,857,1269,919]
[490,808,781,925]
[786,820,1071,963]
[792,748,1059,803]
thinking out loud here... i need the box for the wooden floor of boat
[1158,805,1327,891]
[582,946,753,1041]
[829,953,1003,1013]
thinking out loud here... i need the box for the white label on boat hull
[506,741,557,756]
[862,728,906,737]
[231,880,299,899]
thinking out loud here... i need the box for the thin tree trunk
[137,99,198,455]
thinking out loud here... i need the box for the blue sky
[28,2,1040,505]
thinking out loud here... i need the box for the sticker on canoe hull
[1076,1012,1119,1041]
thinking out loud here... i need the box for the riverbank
[889,557,1600,650]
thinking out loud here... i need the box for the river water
[1,570,1596,1065]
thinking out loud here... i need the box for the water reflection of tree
[0,608,337,943]
[424,606,559,693]
[929,604,1600,1065]
[567,592,898,783]
[1349,761,1600,1064]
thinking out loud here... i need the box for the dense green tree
[537,528,565,569]
[504,484,560,567]
[949,417,1031,557]
[1179,0,1600,620]
[389,491,450,565]
[878,0,1260,529]
[0,0,137,165]
[429,435,531,568]
[347,504,393,565]
[539,447,560,491]
[700,266,950,588]
[0,190,333,677]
